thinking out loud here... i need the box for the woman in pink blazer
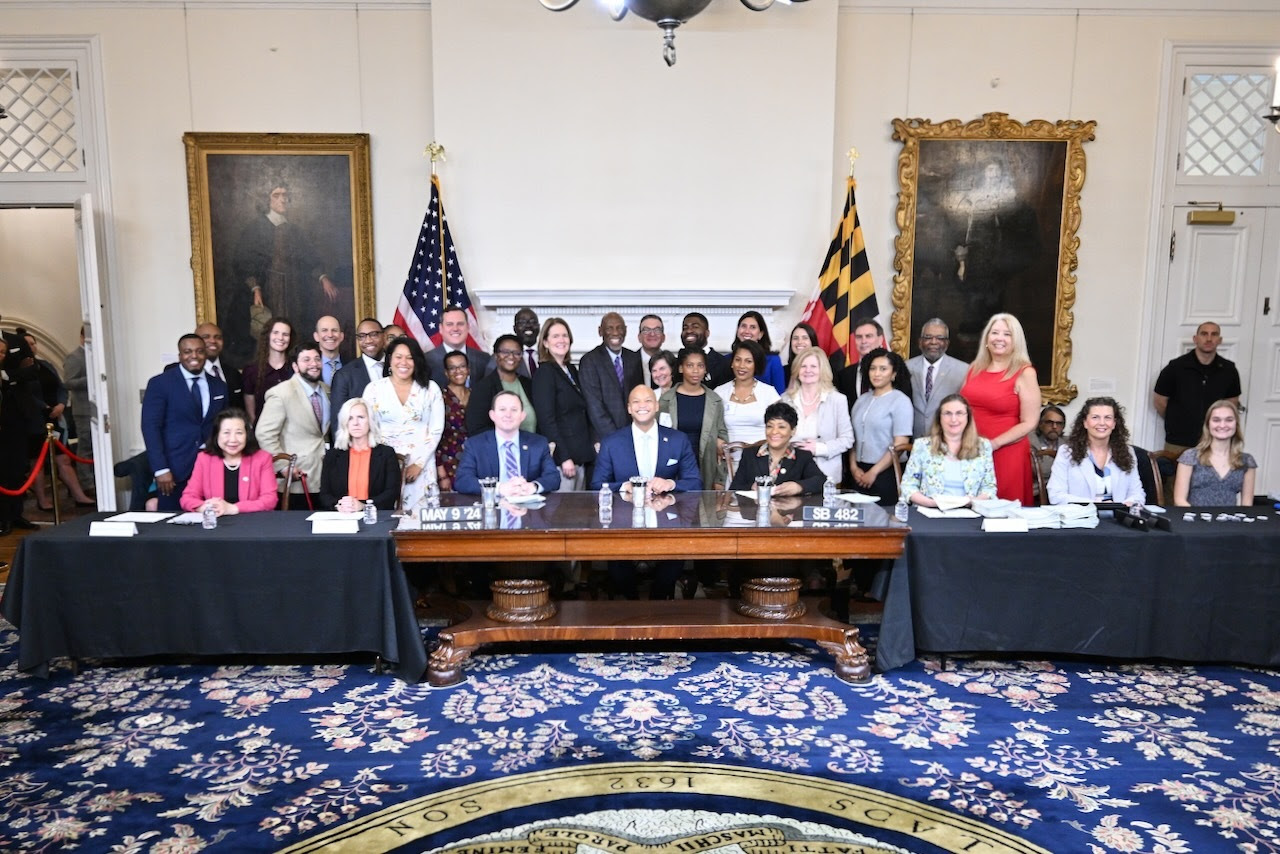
[180,407,279,515]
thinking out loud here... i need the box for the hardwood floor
[1,493,101,584]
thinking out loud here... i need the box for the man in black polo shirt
[1153,321,1242,454]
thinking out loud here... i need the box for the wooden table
[393,491,906,686]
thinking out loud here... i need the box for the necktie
[190,376,203,416]
[613,354,624,388]
[526,348,538,376]
[502,440,519,482]
[310,389,324,428]
[209,363,222,380]
[925,364,934,401]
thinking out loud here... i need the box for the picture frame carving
[183,132,376,368]
[889,112,1095,404]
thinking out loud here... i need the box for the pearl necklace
[224,459,242,471]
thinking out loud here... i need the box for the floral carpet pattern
[0,615,1278,852]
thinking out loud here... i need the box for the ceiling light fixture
[539,0,808,67]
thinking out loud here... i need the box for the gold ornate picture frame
[889,112,1095,403]
[183,132,375,368]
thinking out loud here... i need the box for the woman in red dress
[960,313,1039,504]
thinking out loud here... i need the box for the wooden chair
[394,453,408,515]
[272,453,297,510]
[1148,448,1180,506]
[1030,446,1057,505]
[1131,446,1165,506]
[890,441,912,495]
[720,440,763,487]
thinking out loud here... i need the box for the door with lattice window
[1156,49,1280,496]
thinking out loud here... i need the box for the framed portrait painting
[183,132,375,369]
[889,112,1095,403]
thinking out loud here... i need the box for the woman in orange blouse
[319,398,402,512]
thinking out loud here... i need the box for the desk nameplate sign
[802,505,863,524]
[312,519,360,534]
[421,505,484,523]
[89,521,139,537]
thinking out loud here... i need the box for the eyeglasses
[445,364,470,373]
[1041,419,1065,427]
[496,349,522,357]
[639,326,664,335]
[355,332,382,340]
[920,335,949,342]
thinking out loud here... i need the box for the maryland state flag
[800,177,878,371]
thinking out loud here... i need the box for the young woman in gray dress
[1172,399,1256,506]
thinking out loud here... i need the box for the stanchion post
[44,423,61,526]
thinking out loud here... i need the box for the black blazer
[465,371,534,437]
[329,357,378,421]
[530,360,596,466]
[318,443,402,510]
[729,446,826,495]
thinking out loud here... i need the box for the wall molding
[0,0,1273,13]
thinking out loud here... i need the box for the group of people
[0,321,97,536]
[1019,320,1254,509]
[138,305,1257,535]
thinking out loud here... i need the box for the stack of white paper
[971,498,1022,518]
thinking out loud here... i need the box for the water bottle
[363,501,377,525]
[894,495,910,523]
[598,483,611,509]
[424,481,440,509]
[823,478,838,505]
[201,504,217,530]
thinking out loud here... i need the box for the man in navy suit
[452,391,559,596]
[590,385,701,599]
[454,391,559,496]
[590,385,702,496]
[141,333,228,511]
[330,317,385,417]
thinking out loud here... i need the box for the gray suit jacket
[255,376,329,492]
[906,353,968,437]
[578,344,643,445]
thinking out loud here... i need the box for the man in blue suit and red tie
[590,385,702,598]
[454,391,560,497]
[141,333,228,511]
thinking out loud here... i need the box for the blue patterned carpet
[1,615,1279,852]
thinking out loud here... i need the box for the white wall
[3,1,1280,457]
[0,207,80,362]
[0,3,432,453]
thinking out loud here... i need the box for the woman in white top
[363,335,445,513]
[780,348,853,484]
[715,339,780,466]
[1047,396,1145,506]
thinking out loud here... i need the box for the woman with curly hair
[1047,396,1145,505]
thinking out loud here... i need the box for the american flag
[393,174,484,351]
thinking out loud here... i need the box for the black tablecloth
[876,508,1280,671]
[0,512,427,682]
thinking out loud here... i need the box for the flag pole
[425,142,448,301]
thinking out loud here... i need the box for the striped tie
[503,441,519,482]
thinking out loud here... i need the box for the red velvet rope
[53,438,95,466]
[0,440,50,496]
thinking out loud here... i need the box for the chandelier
[539,0,808,67]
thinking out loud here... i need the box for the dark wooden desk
[393,491,907,686]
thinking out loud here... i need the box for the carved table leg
[428,632,477,687]
[818,627,871,683]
